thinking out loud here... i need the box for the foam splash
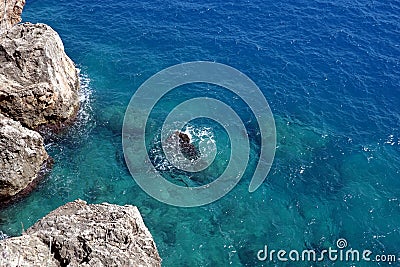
[44,69,94,148]
[150,125,216,173]
[74,69,94,131]
[183,125,216,145]
[384,134,400,146]
[0,231,8,240]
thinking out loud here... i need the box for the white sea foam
[44,68,94,148]
[0,231,8,240]
[75,68,94,130]
[151,125,217,172]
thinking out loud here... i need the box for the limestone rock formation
[0,113,49,202]
[27,200,161,266]
[0,0,25,33]
[0,22,80,130]
[0,234,58,267]
[0,200,161,266]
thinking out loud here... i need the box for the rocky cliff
[0,234,59,266]
[0,23,80,130]
[0,113,49,202]
[0,200,162,266]
[0,0,81,206]
[0,4,161,267]
[0,0,25,34]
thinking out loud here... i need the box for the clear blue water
[1,0,400,266]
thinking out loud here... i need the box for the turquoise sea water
[1,0,399,266]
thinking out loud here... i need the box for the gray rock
[0,22,80,130]
[25,199,161,266]
[0,0,25,34]
[0,200,161,266]
[0,234,58,267]
[0,113,49,201]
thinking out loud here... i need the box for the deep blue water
[1,0,400,266]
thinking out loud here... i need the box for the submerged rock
[178,132,200,160]
[0,0,25,34]
[0,113,49,202]
[0,22,80,130]
[166,131,200,161]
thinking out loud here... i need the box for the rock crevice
[0,113,50,202]
[0,0,25,34]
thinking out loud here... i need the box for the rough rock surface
[0,0,25,33]
[28,200,162,266]
[0,113,49,201]
[0,22,80,130]
[0,200,161,266]
[178,131,200,160]
[0,234,58,267]
[166,131,200,160]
